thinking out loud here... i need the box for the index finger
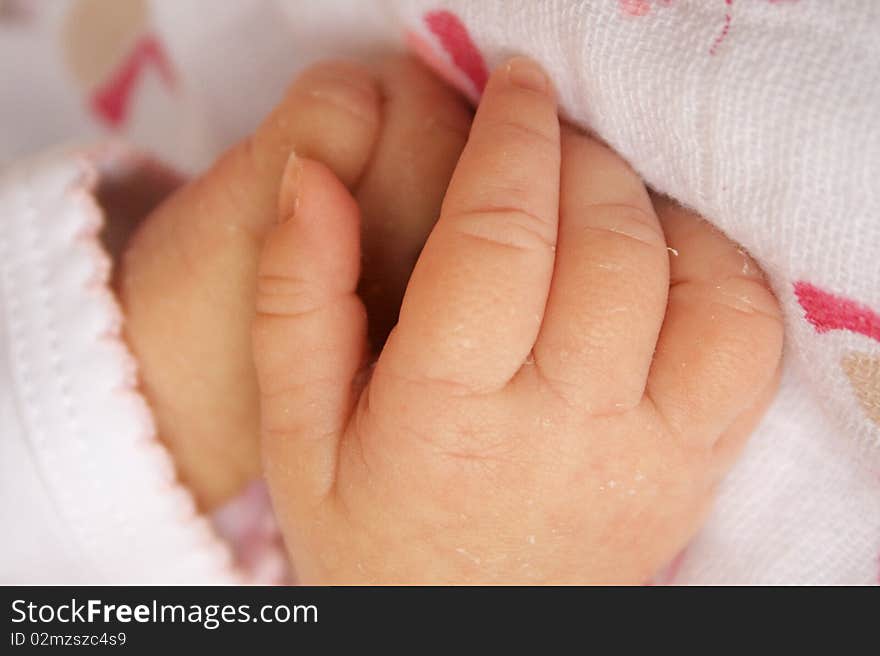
[381,57,561,393]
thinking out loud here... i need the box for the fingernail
[278,151,302,223]
[505,57,551,94]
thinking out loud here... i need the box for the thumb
[252,154,367,503]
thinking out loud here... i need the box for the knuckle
[482,115,558,152]
[533,349,642,416]
[288,61,380,126]
[379,57,472,134]
[716,275,783,325]
[375,360,490,399]
[449,207,556,253]
[254,273,321,318]
[670,275,783,328]
[582,203,666,251]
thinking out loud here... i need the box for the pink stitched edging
[0,157,119,571]
[85,144,289,583]
[0,143,283,583]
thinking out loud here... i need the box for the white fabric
[0,145,244,583]
[353,0,880,585]
[678,363,880,584]
[0,0,877,583]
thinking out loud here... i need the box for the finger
[253,156,367,502]
[355,56,472,351]
[383,57,560,393]
[119,61,381,506]
[531,128,668,412]
[204,59,382,235]
[646,197,784,442]
[709,363,782,478]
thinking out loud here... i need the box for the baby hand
[117,58,471,508]
[252,58,784,583]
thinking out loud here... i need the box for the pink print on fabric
[709,0,734,56]
[618,0,673,17]
[794,282,880,343]
[619,0,799,55]
[407,9,489,102]
[424,10,488,94]
[90,34,175,127]
[795,281,880,431]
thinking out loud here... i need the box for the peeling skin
[455,547,482,566]
[736,248,754,275]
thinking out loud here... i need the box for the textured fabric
[0,0,877,583]
[391,0,880,584]
[0,144,286,583]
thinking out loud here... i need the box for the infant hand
[253,58,784,583]
[117,58,470,507]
